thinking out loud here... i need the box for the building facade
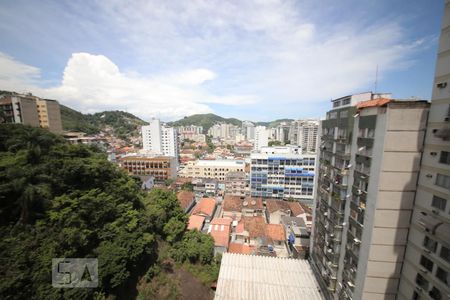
[290,120,320,153]
[0,93,62,133]
[250,146,316,203]
[398,3,450,299]
[142,119,178,162]
[225,171,249,197]
[179,160,245,181]
[254,125,269,151]
[311,93,430,300]
[119,154,177,182]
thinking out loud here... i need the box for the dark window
[420,255,433,271]
[436,267,449,287]
[423,236,437,252]
[436,174,450,190]
[440,246,450,263]
[412,291,420,300]
[429,286,442,300]
[439,151,450,165]
[416,273,429,289]
[431,195,447,211]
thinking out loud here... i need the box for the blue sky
[0,0,444,121]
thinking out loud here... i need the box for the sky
[0,0,444,122]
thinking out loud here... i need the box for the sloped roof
[209,218,232,248]
[223,196,263,212]
[266,199,291,213]
[228,243,255,255]
[187,215,205,230]
[265,224,286,241]
[176,191,195,210]
[192,198,216,217]
[215,253,323,300]
[287,202,305,216]
[356,98,391,109]
[238,216,266,238]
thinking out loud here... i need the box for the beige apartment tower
[398,1,450,299]
[311,93,430,300]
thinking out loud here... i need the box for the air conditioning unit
[347,281,355,288]
[353,238,361,244]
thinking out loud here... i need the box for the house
[191,197,216,222]
[222,195,264,221]
[265,199,292,224]
[228,242,255,255]
[234,216,266,245]
[188,215,205,231]
[281,216,310,258]
[176,190,195,213]
[265,224,288,257]
[208,218,232,255]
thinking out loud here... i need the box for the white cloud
[0,52,255,120]
[0,0,430,120]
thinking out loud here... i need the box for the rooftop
[223,196,264,212]
[228,243,255,255]
[265,224,286,241]
[187,215,205,231]
[176,191,195,210]
[209,218,232,248]
[196,160,245,167]
[215,253,323,300]
[192,198,216,217]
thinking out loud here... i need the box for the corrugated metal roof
[215,253,323,300]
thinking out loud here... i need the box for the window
[340,110,348,118]
[439,151,450,165]
[423,236,437,252]
[440,246,450,263]
[342,98,351,105]
[431,195,447,211]
[429,287,442,300]
[420,255,433,271]
[416,273,429,289]
[436,174,450,190]
[436,267,449,287]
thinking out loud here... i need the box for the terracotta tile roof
[223,195,243,212]
[209,218,232,248]
[265,224,286,241]
[192,198,216,217]
[228,243,255,255]
[238,216,266,238]
[266,199,291,213]
[356,98,391,109]
[287,202,305,217]
[223,196,263,212]
[300,203,312,215]
[176,191,195,210]
[188,215,205,230]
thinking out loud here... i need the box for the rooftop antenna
[374,64,379,93]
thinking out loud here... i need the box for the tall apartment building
[254,126,269,151]
[250,146,316,204]
[0,93,63,133]
[242,121,255,140]
[290,120,320,153]
[398,2,450,299]
[311,93,430,300]
[225,171,249,197]
[142,119,178,162]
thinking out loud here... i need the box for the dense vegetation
[0,124,218,300]
[60,105,148,140]
[256,118,294,128]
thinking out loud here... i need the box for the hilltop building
[0,92,62,133]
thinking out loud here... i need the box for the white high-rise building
[142,119,178,162]
[290,120,320,153]
[254,126,269,151]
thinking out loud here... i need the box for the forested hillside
[0,124,218,299]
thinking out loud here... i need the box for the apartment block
[142,119,179,162]
[254,125,269,151]
[0,93,62,133]
[250,146,316,204]
[398,2,450,299]
[225,171,249,197]
[311,92,430,300]
[118,153,177,182]
[179,160,245,181]
[290,119,320,153]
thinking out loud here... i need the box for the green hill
[256,118,295,128]
[60,105,148,139]
[168,113,242,133]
